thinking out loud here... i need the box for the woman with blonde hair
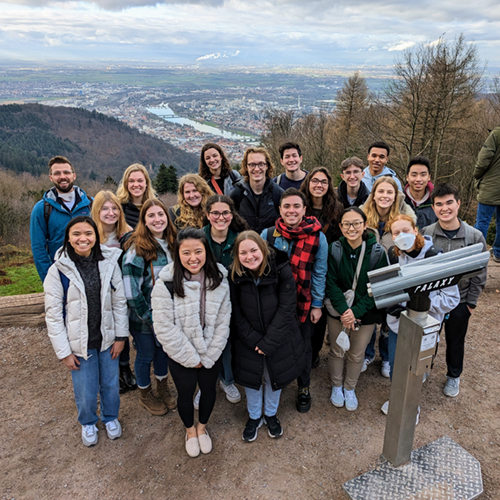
[199,143,242,195]
[117,163,156,229]
[169,174,214,230]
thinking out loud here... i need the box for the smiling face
[373,181,396,212]
[367,147,389,176]
[179,238,206,275]
[308,171,329,199]
[432,194,461,225]
[208,201,233,233]
[280,148,303,174]
[204,148,222,177]
[49,163,76,194]
[246,152,268,183]
[280,195,307,229]
[183,182,203,208]
[340,211,366,248]
[406,164,430,197]
[127,171,147,204]
[341,165,365,189]
[68,222,96,257]
[238,238,264,272]
[144,204,168,238]
[99,200,120,227]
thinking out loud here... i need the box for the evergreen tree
[104,175,117,186]
[166,164,179,193]
[155,163,178,194]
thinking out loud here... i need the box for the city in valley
[0,65,392,162]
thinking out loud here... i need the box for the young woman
[169,174,214,230]
[300,167,344,368]
[360,175,416,376]
[230,231,305,441]
[122,199,177,416]
[199,143,242,195]
[117,163,156,229]
[325,207,388,411]
[91,190,135,393]
[151,228,231,458]
[196,195,248,407]
[44,216,128,447]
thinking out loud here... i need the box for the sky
[1,0,500,70]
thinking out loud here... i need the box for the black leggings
[168,356,223,428]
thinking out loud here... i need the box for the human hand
[111,341,125,359]
[467,305,473,315]
[195,362,203,368]
[341,308,355,325]
[310,307,322,324]
[62,354,80,370]
[255,346,265,355]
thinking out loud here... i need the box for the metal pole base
[343,436,483,500]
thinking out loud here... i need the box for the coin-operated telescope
[367,243,489,467]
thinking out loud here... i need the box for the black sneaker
[264,415,283,438]
[296,387,311,413]
[242,417,263,442]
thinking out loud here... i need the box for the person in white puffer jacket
[44,216,129,447]
[151,227,231,459]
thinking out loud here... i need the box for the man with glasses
[231,147,284,234]
[337,157,370,208]
[273,142,308,190]
[261,188,327,413]
[30,156,92,281]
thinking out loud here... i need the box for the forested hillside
[0,103,197,179]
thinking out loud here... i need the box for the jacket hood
[158,261,228,283]
[364,165,399,180]
[43,186,90,205]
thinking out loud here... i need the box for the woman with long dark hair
[198,143,242,195]
[44,216,128,446]
[152,228,231,458]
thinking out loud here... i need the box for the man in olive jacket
[474,126,500,262]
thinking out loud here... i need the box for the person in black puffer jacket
[230,231,305,442]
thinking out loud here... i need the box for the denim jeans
[364,325,389,362]
[71,347,120,426]
[474,203,500,257]
[219,339,235,386]
[244,364,282,419]
[130,330,168,388]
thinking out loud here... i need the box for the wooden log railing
[0,293,46,328]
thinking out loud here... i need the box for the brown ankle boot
[157,375,177,410]
[139,386,168,416]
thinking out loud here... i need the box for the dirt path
[1,263,500,500]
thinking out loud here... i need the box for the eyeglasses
[340,221,364,229]
[209,210,232,219]
[51,170,73,177]
[247,162,267,170]
[310,178,329,186]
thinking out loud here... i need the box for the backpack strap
[228,170,240,187]
[44,201,53,233]
[58,270,70,319]
[329,240,343,267]
[164,281,174,299]
[369,243,386,270]
[276,173,283,186]
[424,245,441,259]
[265,227,276,247]
[387,246,398,265]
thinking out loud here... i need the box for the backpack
[329,240,386,272]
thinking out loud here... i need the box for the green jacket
[203,225,237,270]
[325,232,388,324]
[474,126,500,205]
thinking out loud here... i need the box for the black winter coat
[230,179,284,234]
[336,180,370,209]
[122,202,141,229]
[229,252,305,391]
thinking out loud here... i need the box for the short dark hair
[280,187,307,207]
[431,183,460,204]
[279,142,302,159]
[59,216,104,262]
[368,141,390,156]
[49,156,73,173]
[407,156,431,175]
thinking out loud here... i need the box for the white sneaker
[422,371,430,383]
[360,357,374,373]
[105,419,122,440]
[381,361,391,378]
[220,381,241,403]
[330,386,345,407]
[381,400,389,415]
[193,389,201,410]
[443,376,460,397]
[82,424,98,447]
[344,388,358,411]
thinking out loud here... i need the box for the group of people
[31,138,489,457]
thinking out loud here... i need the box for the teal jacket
[325,232,388,324]
[203,225,237,270]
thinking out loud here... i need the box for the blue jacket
[260,226,328,309]
[30,187,92,281]
[362,166,402,192]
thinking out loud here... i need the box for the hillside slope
[0,103,197,179]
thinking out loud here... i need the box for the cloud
[388,41,417,52]
[196,50,239,61]
[2,0,225,9]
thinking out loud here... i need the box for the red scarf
[275,216,322,323]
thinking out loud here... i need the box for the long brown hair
[174,174,214,229]
[91,191,130,244]
[199,143,233,180]
[123,199,176,261]
[387,215,425,257]
[231,231,272,280]
[363,176,401,230]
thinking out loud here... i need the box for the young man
[231,147,284,234]
[473,125,500,262]
[362,141,402,192]
[261,188,327,413]
[30,156,92,282]
[273,142,308,190]
[337,156,370,208]
[422,184,487,397]
[404,156,437,230]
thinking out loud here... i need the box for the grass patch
[0,245,43,296]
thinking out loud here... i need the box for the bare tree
[260,109,296,169]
